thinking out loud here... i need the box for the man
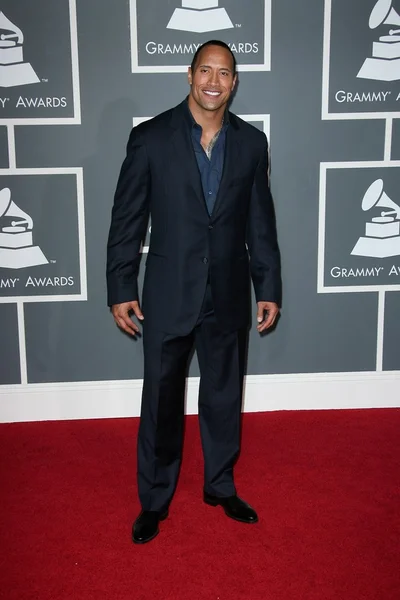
[107,40,281,544]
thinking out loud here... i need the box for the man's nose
[208,70,219,85]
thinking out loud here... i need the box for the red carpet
[1,409,400,600]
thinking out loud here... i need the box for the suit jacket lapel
[169,103,207,215]
[211,118,241,219]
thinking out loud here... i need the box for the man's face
[188,45,237,113]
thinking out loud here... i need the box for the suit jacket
[107,100,281,335]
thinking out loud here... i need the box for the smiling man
[107,40,282,544]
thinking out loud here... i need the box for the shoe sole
[204,499,258,524]
[132,511,168,545]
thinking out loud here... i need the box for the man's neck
[187,96,226,133]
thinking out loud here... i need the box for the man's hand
[256,301,279,333]
[111,301,144,336]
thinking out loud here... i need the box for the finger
[256,307,265,324]
[117,319,137,336]
[264,310,277,328]
[115,306,140,330]
[116,316,136,335]
[257,309,278,332]
[116,315,139,336]
[122,314,140,333]
[131,303,144,321]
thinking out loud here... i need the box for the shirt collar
[184,96,230,131]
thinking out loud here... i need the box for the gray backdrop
[1,0,399,388]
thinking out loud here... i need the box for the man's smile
[202,90,222,97]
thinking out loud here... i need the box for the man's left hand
[256,302,279,333]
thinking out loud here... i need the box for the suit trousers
[137,283,247,512]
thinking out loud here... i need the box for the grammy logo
[357,0,400,81]
[0,11,40,88]
[0,187,48,269]
[167,0,234,34]
[351,179,400,258]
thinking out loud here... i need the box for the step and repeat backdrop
[0,0,399,421]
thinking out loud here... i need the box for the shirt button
[208,190,213,195]
[202,257,208,264]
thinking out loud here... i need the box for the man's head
[188,40,237,113]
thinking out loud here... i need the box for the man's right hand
[111,301,144,336]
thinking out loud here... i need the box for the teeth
[204,91,220,96]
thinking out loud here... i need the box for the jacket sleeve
[106,127,150,306]
[246,136,282,306]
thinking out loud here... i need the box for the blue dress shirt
[185,103,228,216]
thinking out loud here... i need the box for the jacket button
[202,257,208,264]
[208,225,213,230]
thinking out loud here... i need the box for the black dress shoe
[132,510,168,544]
[204,492,258,523]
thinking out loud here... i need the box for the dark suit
[107,100,281,511]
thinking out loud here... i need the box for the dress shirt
[185,100,229,215]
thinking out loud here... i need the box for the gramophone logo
[352,179,400,258]
[167,0,234,33]
[357,0,400,81]
[0,187,48,269]
[0,11,40,88]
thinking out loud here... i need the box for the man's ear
[188,67,192,86]
[232,74,238,91]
